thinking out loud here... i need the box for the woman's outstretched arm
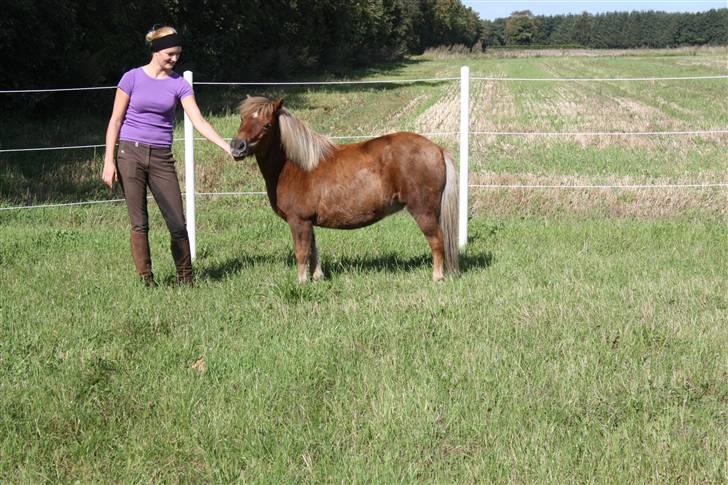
[180,95,233,156]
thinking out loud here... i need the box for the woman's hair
[145,25,177,45]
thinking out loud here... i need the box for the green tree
[505,10,539,45]
[573,12,592,46]
[480,19,505,47]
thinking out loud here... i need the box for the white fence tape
[3,130,726,154]
[3,182,725,212]
[0,86,115,94]
[471,75,728,81]
[3,74,725,95]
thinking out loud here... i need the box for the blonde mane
[239,97,336,171]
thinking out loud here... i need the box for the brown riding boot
[130,231,156,287]
[171,238,193,286]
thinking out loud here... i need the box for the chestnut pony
[230,96,459,282]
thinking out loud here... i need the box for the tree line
[485,9,728,48]
[1,2,726,94]
[0,0,481,91]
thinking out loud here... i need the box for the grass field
[1,48,727,481]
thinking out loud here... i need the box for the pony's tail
[440,151,460,275]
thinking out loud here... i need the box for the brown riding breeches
[116,140,188,240]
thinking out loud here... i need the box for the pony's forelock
[238,96,277,120]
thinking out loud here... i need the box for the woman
[102,26,231,287]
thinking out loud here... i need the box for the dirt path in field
[674,57,728,70]
[413,70,517,136]
[414,83,460,133]
[387,94,429,130]
[531,61,687,149]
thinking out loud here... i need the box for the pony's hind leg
[407,208,445,281]
[310,232,325,281]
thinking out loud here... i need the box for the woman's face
[155,47,182,70]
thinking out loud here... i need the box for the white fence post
[458,65,470,248]
[183,70,196,260]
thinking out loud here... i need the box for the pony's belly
[315,201,404,229]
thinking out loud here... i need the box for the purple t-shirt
[117,67,193,147]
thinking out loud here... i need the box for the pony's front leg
[289,219,313,283]
[310,232,325,281]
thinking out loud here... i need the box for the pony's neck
[255,140,287,207]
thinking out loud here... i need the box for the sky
[462,0,728,20]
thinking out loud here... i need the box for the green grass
[1,49,727,481]
[1,199,727,482]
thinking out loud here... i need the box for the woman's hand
[102,158,117,188]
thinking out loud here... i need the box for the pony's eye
[264,123,272,129]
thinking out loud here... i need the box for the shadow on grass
[324,250,492,277]
[199,249,492,282]
[197,254,284,281]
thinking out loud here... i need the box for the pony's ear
[274,99,284,113]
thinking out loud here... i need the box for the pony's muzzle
[230,138,249,159]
